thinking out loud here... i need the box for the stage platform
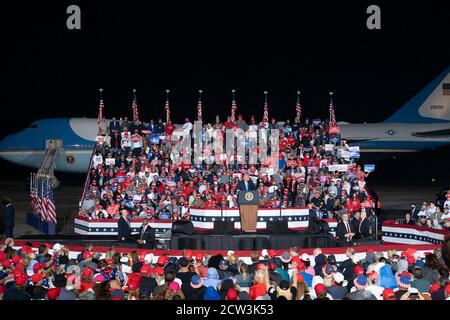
[171,231,335,250]
[17,231,335,250]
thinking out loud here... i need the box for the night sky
[1,1,450,139]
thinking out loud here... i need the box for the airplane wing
[411,128,450,138]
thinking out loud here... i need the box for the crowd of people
[399,199,450,231]
[1,238,450,300]
[79,115,376,228]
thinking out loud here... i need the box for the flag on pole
[231,90,237,123]
[263,91,269,123]
[37,178,44,221]
[295,91,301,123]
[132,89,140,122]
[329,91,336,127]
[165,89,171,124]
[197,90,203,122]
[30,173,38,215]
[45,178,57,224]
[328,91,340,134]
[97,88,104,125]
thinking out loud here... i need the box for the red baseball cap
[445,283,450,296]
[407,255,416,266]
[382,288,396,300]
[314,283,327,296]
[82,251,94,260]
[15,275,27,287]
[47,288,61,300]
[31,273,44,284]
[140,264,153,276]
[33,263,44,273]
[185,250,193,260]
[354,265,364,276]
[2,260,12,268]
[21,246,34,255]
[11,256,21,264]
[82,268,93,277]
[154,266,164,276]
[429,283,441,294]
[226,289,238,300]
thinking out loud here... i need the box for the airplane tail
[384,66,450,123]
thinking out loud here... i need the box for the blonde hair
[323,276,333,287]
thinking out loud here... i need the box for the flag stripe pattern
[197,90,203,122]
[132,90,139,122]
[329,93,336,127]
[295,91,301,123]
[97,90,104,125]
[165,90,171,123]
[263,92,269,123]
[231,90,237,123]
[29,174,57,224]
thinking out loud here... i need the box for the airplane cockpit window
[29,123,38,128]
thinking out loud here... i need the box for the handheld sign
[364,164,375,173]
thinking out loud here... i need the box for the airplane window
[29,123,38,128]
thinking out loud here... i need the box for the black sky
[1,1,450,138]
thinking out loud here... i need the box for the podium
[238,190,260,232]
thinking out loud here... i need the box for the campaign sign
[364,164,375,173]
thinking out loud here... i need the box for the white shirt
[183,122,193,132]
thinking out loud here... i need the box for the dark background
[1,1,450,185]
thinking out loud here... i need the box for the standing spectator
[3,198,15,238]
[109,117,120,135]
[117,209,131,242]
[422,254,441,284]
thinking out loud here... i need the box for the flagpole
[231,89,236,123]
[165,89,171,124]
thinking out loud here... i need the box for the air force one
[1,67,450,174]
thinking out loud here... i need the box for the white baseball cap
[144,253,154,264]
[300,253,310,261]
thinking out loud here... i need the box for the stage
[171,231,335,250]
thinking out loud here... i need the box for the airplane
[0,67,449,173]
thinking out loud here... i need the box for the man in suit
[237,174,256,192]
[358,210,371,239]
[136,217,155,249]
[118,208,131,242]
[410,203,418,220]
[109,117,121,136]
[336,212,355,247]
[351,211,361,238]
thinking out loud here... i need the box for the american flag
[329,92,336,127]
[97,88,104,125]
[295,91,301,123]
[263,91,269,123]
[29,173,38,216]
[165,89,171,123]
[197,90,203,122]
[44,178,57,224]
[231,90,237,123]
[131,89,139,122]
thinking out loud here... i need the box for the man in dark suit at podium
[136,217,155,249]
[237,174,256,192]
[118,208,131,242]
